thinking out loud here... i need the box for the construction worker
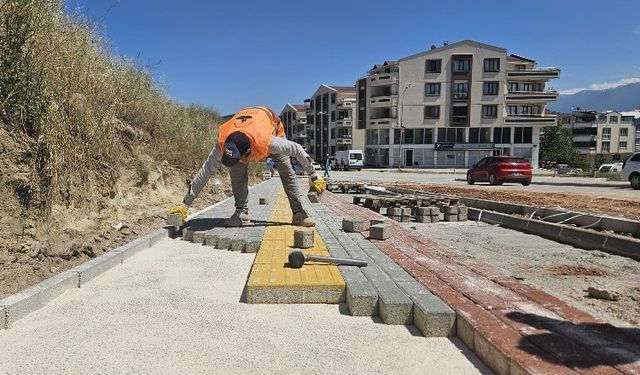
[169,106,325,227]
[324,154,331,178]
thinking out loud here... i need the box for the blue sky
[68,0,640,115]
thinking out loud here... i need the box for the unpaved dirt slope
[0,128,241,298]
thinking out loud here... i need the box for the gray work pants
[229,153,304,214]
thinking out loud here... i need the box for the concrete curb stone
[0,270,79,328]
[73,251,122,287]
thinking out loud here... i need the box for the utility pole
[397,83,412,170]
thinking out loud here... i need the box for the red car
[467,156,532,186]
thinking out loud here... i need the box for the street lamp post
[397,83,412,170]
[317,111,329,161]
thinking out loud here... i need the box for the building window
[508,82,518,92]
[483,81,499,95]
[437,128,466,143]
[515,64,526,71]
[425,59,441,73]
[424,106,440,119]
[482,105,498,118]
[620,141,628,149]
[602,141,610,153]
[609,116,619,123]
[622,116,634,122]
[620,128,628,137]
[602,128,611,140]
[331,94,336,104]
[331,128,335,138]
[380,129,390,144]
[453,59,470,73]
[453,81,469,99]
[452,105,468,125]
[331,111,335,121]
[514,127,533,144]
[483,58,500,72]
[425,83,441,96]
[469,128,492,143]
[493,127,511,144]
[508,105,518,115]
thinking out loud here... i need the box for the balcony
[336,137,353,145]
[505,114,557,125]
[294,131,308,139]
[336,100,355,109]
[370,95,398,107]
[572,134,598,142]
[369,117,397,127]
[368,73,399,86]
[336,118,353,127]
[505,91,559,102]
[507,68,560,80]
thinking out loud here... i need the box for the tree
[539,124,585,169]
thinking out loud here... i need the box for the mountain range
[548,82,640,113]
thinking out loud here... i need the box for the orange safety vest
[218,106,285,163]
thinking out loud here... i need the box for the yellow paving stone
[246,188,345,304]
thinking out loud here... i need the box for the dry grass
[0,0,246,217]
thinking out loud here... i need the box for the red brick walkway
[320,191,640,375]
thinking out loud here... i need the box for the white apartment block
[564,110,640,166]
[304,84,364,161]
[358,40,560,168]
[279,103,309,151]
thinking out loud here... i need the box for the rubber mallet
[287,250,367,269]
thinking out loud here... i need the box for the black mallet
[287,250,367,269]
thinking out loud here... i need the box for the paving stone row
[301,190,455,337]
[183,178,281,253]
[320,190,640,375]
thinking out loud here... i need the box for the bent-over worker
[168,106,325,227]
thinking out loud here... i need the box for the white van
[334,150,363,171]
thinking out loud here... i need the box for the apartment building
[279,103,309,151]
[304,84,364,161]
[359,40,560,168]
[563,109,639,167]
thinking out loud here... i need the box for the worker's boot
[224,210,250,227]
[292,211,315,227]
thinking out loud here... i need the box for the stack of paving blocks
[386,207,412,222]
[414,207,440,223]
[441,205,468,222]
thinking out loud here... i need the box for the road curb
[470,208,640,260]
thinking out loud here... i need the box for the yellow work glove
[167,205,188,222]
[309,173,326,193]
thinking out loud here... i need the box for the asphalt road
[326,170,638,200]
[0,238,491,375]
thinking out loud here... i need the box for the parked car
[467,156,532,186]
[311,161,322,171]
[597,162,623,173]
[622,152,640,190]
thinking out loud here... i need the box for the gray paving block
[217,236,232,250]
[73,251,122,287]
[245,239,261,253]
[458,213,468,221]
[204,232,219,247]
[259,197,269,205]
[294,229,314,248]
[0,307,5,330]
[412,292,456,337]
[415,215,432,223]
[230,238,246,252]
[362,266,413,325]
[308,191,320,203]
[182,227,194,241]
[166,213,183,227]
[339,266,378,316]
[388,207,403,216]
[192,231,206,244]
[370,224,392,240]
[458,206,468,215]
[444,214,458,222]
[342,219,365,233]
[370,219,387,226]
[443,205,459,214]
[0,270,79,328]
